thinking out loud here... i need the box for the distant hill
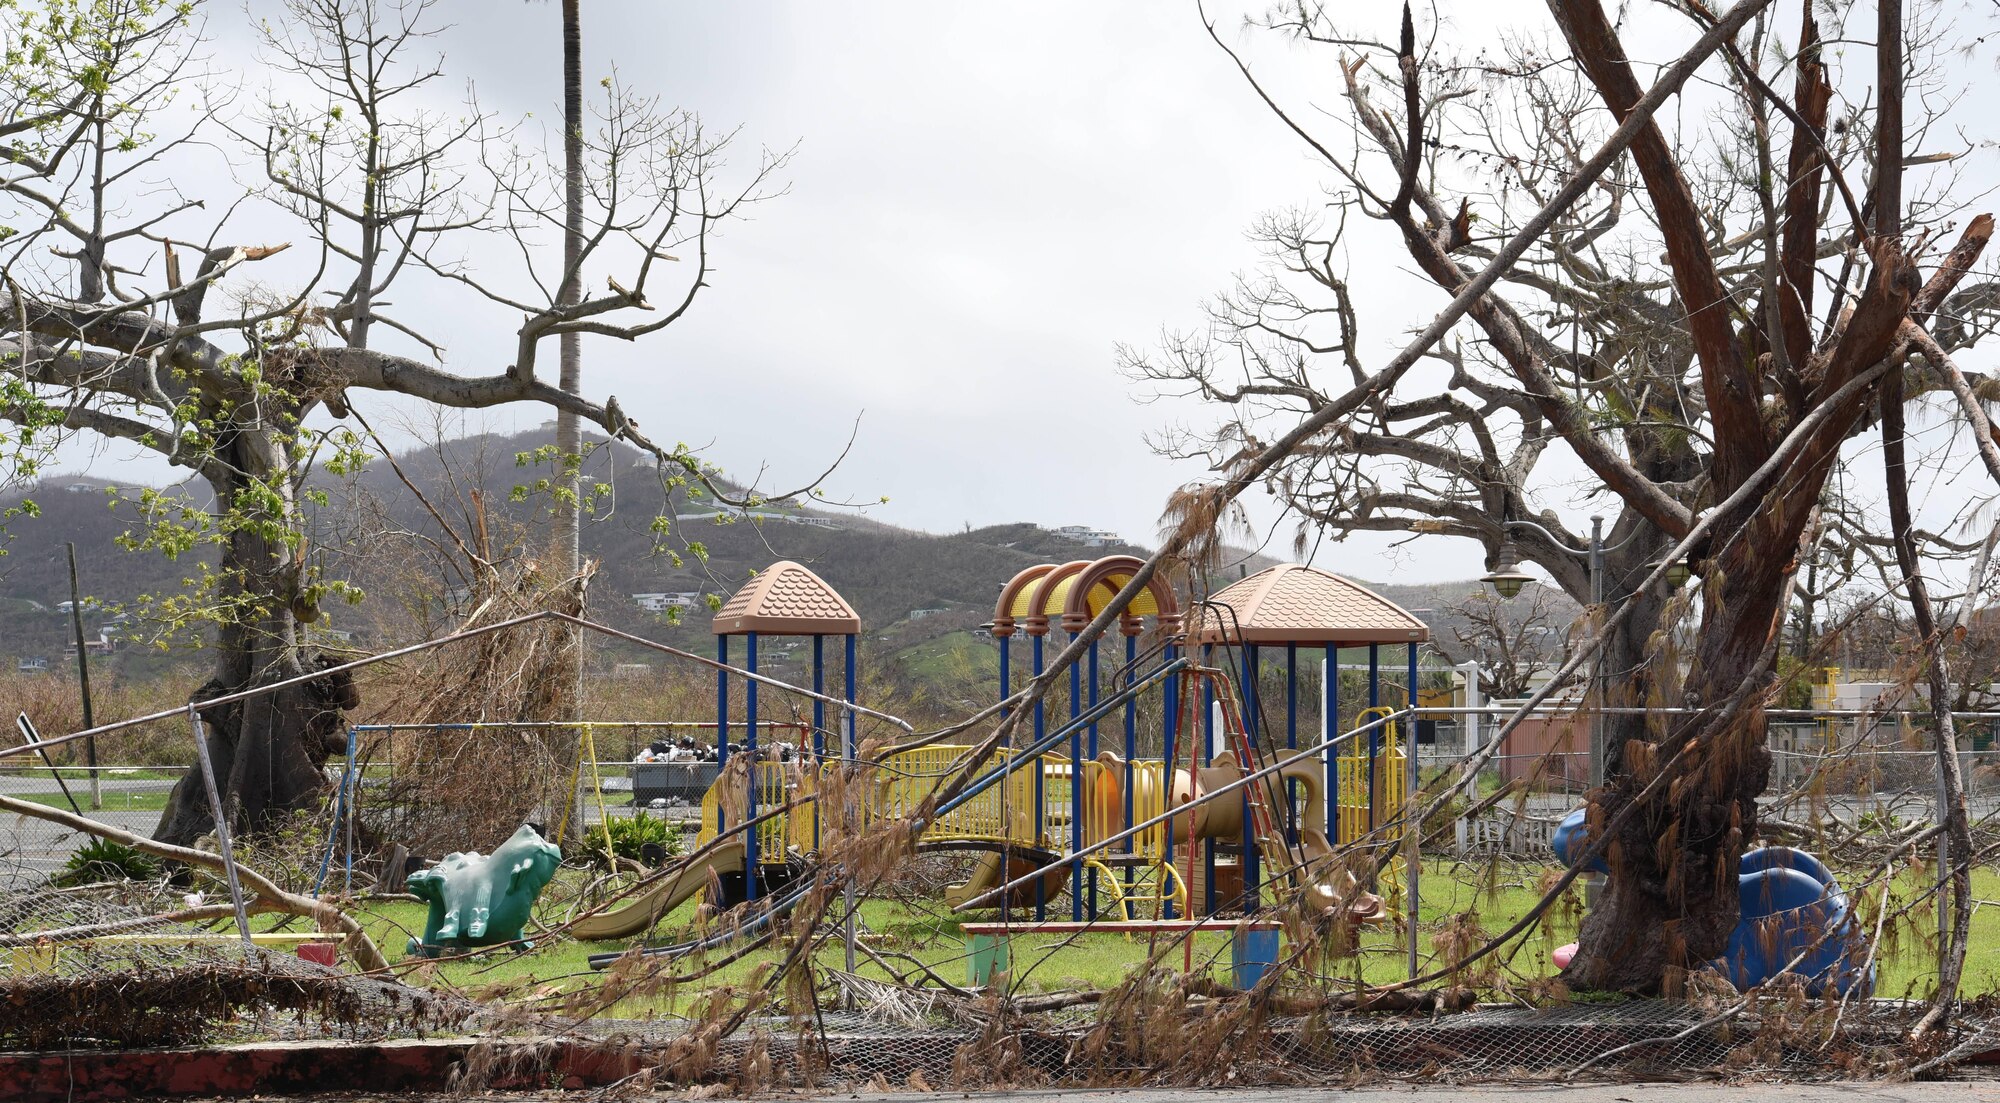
[0,429,1546,693]
[0,431,1158,676]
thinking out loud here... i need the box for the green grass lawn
[308,889,1245,1020]
[274,859,2000,1021]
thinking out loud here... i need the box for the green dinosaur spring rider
[406,824,563,957]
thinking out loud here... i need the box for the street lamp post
[1480,517,1692,907]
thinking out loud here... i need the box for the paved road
[0,771,177,887]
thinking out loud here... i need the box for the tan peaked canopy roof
[1191,564,1429,645]
[712,560,861,636]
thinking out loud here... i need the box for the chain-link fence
[5,619,2000,1090]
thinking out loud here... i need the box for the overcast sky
[45,0,2000,589]
[418,1,1388,560]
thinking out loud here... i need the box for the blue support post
[1368,644,1380,832]
[746,632,760,901]
[998,636,1012,707]
[1202,645,1216,915]
[1325,644,1338,844]
[716,635,729,842]
[1407,643,1419,719]
[1069,632,1084,920]
[812,636,826,760]
[1032,633,1047,920]
[844,634,857,758]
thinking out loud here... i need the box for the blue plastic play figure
[406,824,563,957]
[1552,808,1872,995]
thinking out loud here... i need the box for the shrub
[589,811,685,866]
[55,837,162,886]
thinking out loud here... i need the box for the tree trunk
[553,0,584,575]
[154,456,356,847]
[1595,537,1670,790]
[1563,511,1790,991]
[552,0,585,718]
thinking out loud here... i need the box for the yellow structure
[1337,706,1409,846]
[691,744,1190,920]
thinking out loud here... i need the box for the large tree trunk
[1594,537,1671,793]
[152,649,356,847]
[154,459,356,847]
[1563,508,1792,991]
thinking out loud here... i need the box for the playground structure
[4,554,1994,1090]
[568,557,1433,949]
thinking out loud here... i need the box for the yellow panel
[1005,566,1058,619]
[1040,576,1078,616]
[1081,571,1160,617]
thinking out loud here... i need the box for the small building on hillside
[1050,524,1120,547]
[633,591,703,613]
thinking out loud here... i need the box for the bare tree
[1131,0,1999,990]
[0,0,797,845]
[1438,587,1569,701]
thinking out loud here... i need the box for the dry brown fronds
[358,552,594,857]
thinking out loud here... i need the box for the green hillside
[0,428,1524,702]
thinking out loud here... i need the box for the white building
[1051,525,1120,547]
[633,591,703,613]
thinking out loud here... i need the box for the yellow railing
[1335,706,1408,845]
[696,760,797,865]
[698,745,1057,862]
[1081,756,1173,860]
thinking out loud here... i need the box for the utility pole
[66,542,100,810]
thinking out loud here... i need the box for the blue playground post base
[1232,927,1280,989]
[1552,808,1875,996]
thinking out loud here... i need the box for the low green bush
[55,837,162,886]
[588,812,686,866]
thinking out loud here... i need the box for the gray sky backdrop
[50,0,2000,588]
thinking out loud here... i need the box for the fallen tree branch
[0,793,389,971]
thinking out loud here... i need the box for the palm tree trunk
[553,0,586,712]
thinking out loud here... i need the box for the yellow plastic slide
[568,835,746,942]
[941,846,1069,910]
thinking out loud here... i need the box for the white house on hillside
[633,592,704,613]
[1051,525,1120,547]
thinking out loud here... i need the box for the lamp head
[1481,538,1535,599]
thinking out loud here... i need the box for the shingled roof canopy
[712,560,861,636]
[1191,564,1429,645]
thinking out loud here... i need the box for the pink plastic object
[297,942,339,967]
[1551,942,1578,970]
